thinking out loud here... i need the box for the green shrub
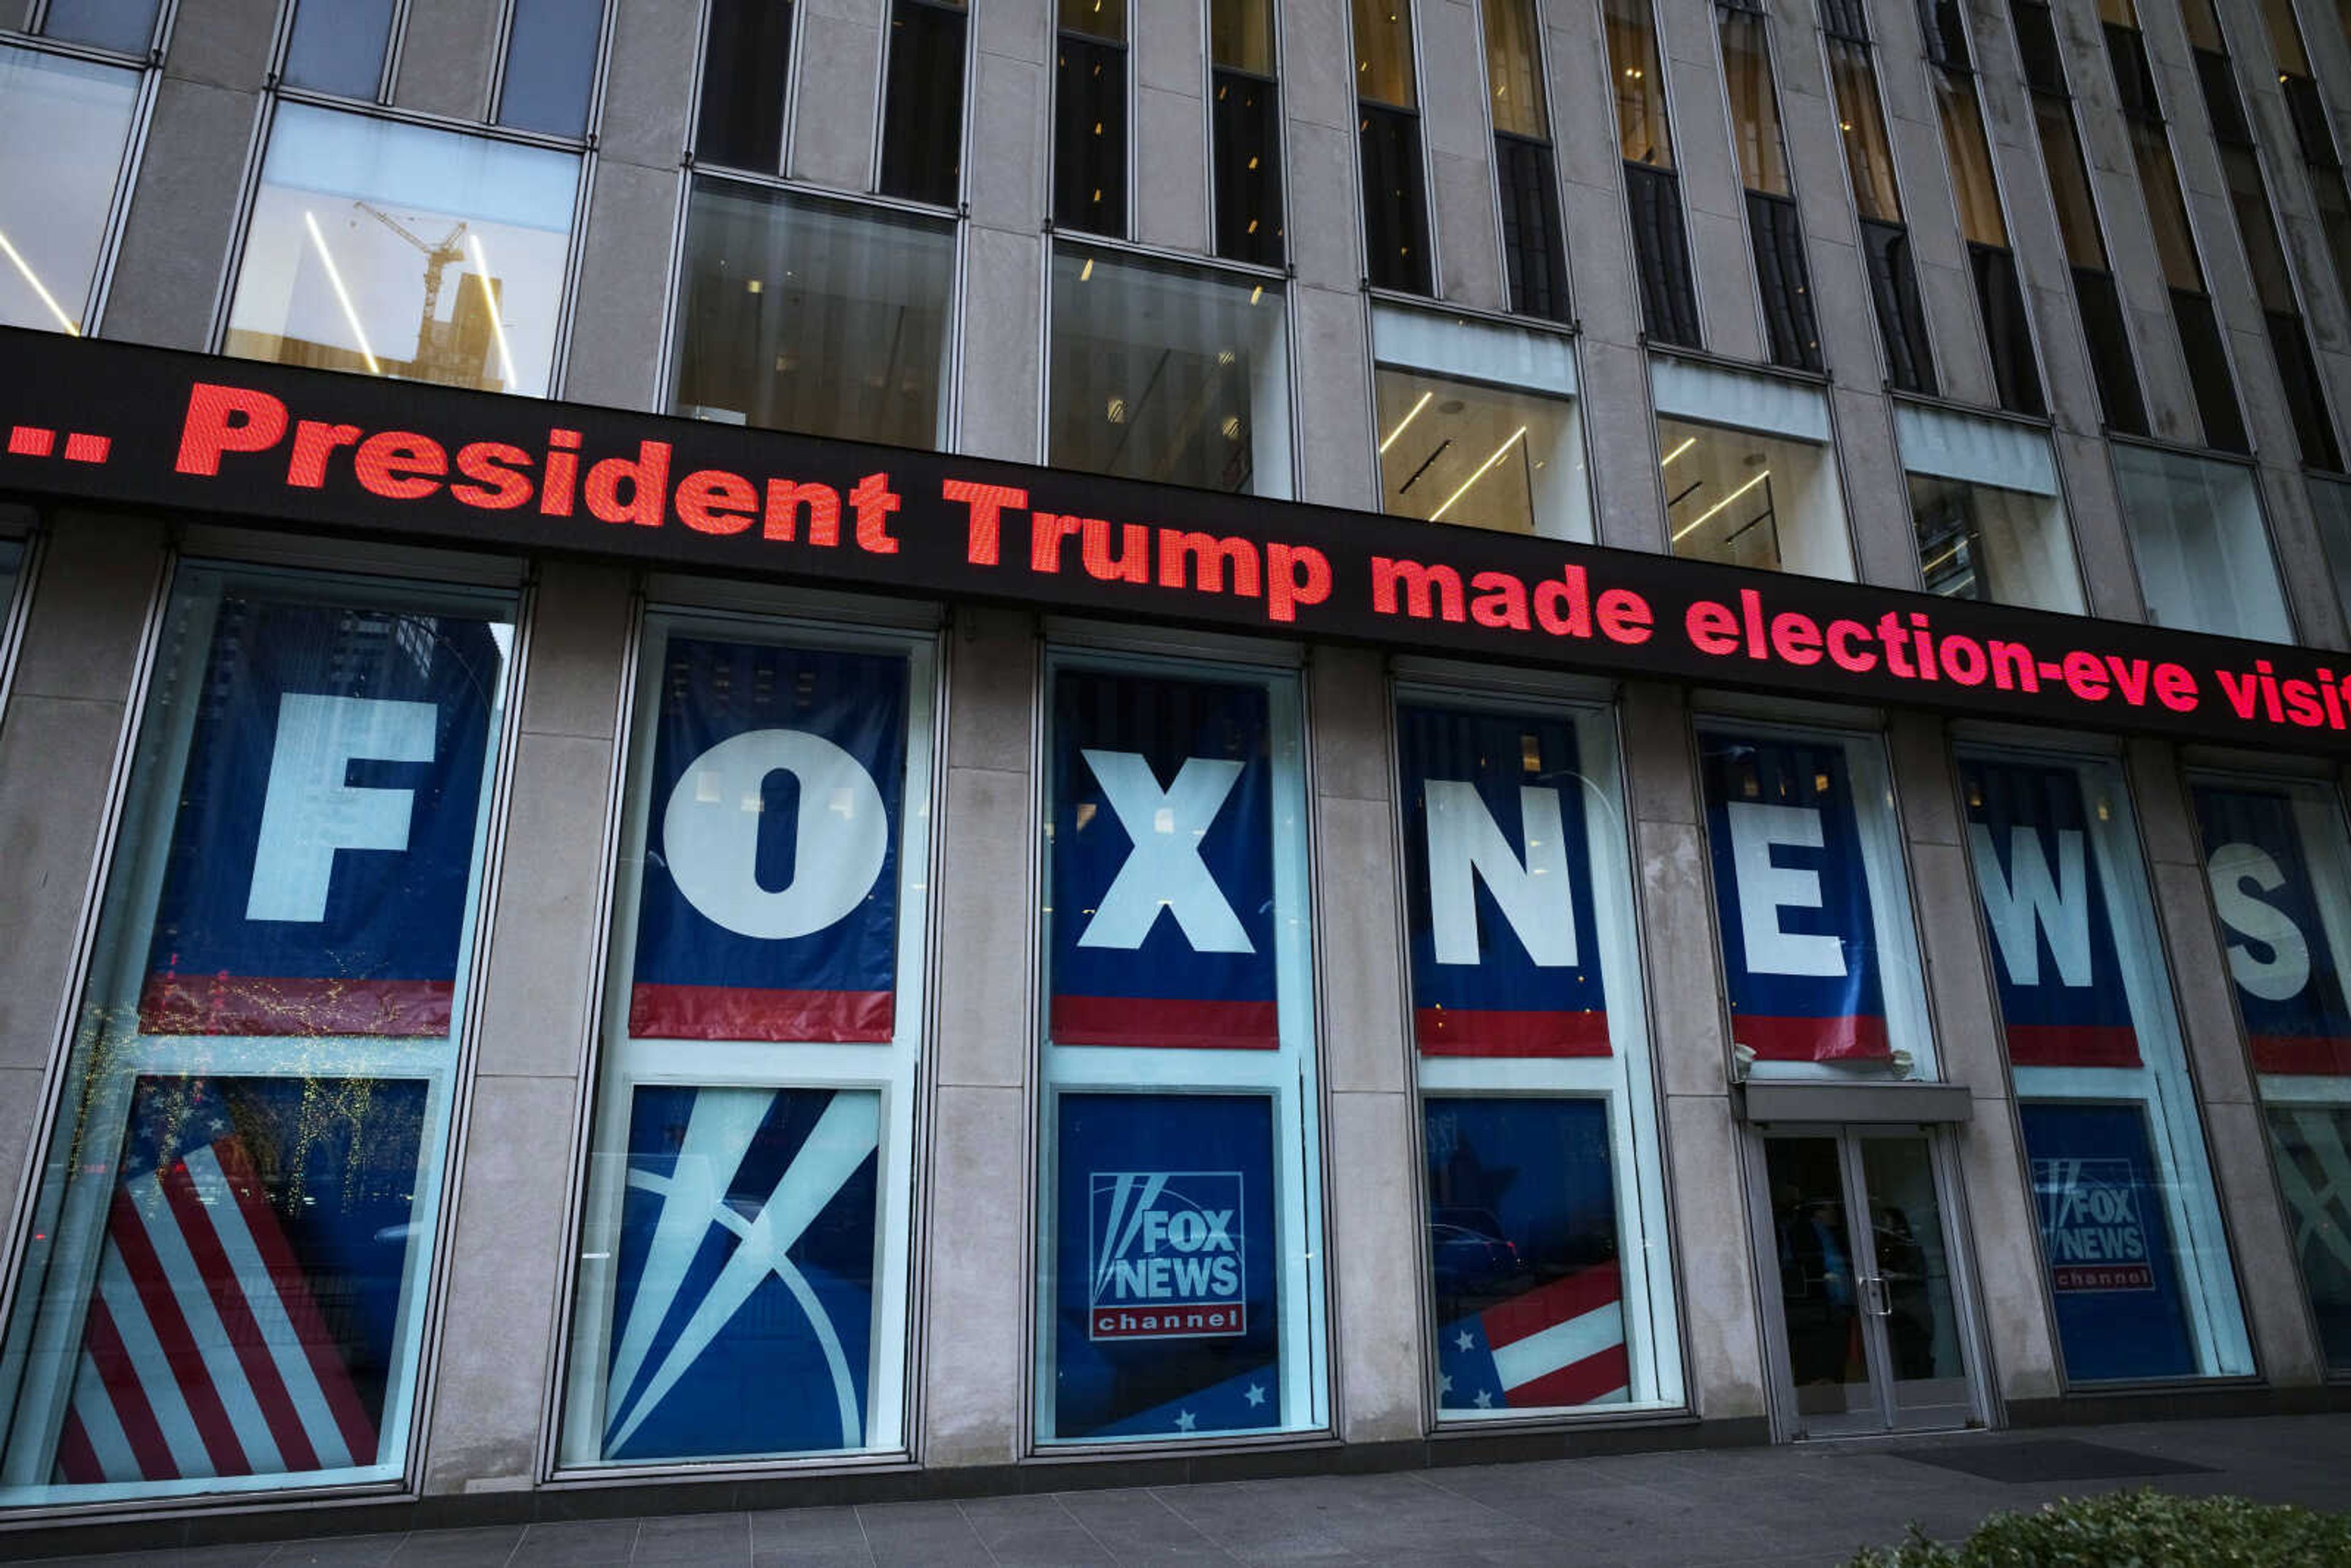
[1845,1487,2351,1567]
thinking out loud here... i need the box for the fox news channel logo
[1089,1170,1246,1341]
[2035,1157,2156,1292]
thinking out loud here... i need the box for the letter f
[246,694,437,922]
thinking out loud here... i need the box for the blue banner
[53,1074,426,1484]
[140,596,502,1037]
[1959,757,2141,1068]
[604,1085,879,1461]
[1427,1098,1629,1412]
[2191,784,2351,1076]
[629,639,908,1042]
[1699,733,1891,1062]
[1052,1093,1279,1439]
[2020,1101,2197,1381]
[1050,671,1279,1048]
[1398,707,1608,1057]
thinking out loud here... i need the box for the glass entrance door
[1762,1130,1974,1438]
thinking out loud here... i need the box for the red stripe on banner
[2004,1024,2143,1069]
[1483,1260,1622,1351]
[1416,1008,1611,1057]
[1731,1015,1892,1062]
[107,1187,249,1477]
[211,1141,378,1467]
[138,974,452,1038]
[1050,996,1281,1049]
[84,1300,176,1482]
[53,1409,100,1485]
[2250,1034,2351,1075]
[628,984,894,1043]
[1509,1342,1632,1409]
[157,1156,319,1474]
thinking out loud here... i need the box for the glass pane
[2265,0,2314,74]
[498,0,605,138]
[2074,267,2147,435]
[0,46,139,336]
[671,183,954,446]
[1211,0,1274,73]
[1360,102,1432,294]
[1829,40,1901,222]
[2130,123,2206,292]
[1624,163,1698,345]
[1212,68,1284,266]
[1765,1138,1872,1419]
[1698,729,1931,1073]
[2173,290,2248,452]
[39,0,157,51]
[2267,1106,2351,1371]
[1055,35,1127,237]
[1858,1138,1969,1424]
[282,0,397,99]
[2113,445,2289,640]
[1750,190,1821,372]
[1060,0,1125,42]
[1352,0,1415,108]
[1375,367,1587,539]
[1660,416,1851,578]
[1497,137,1565,320]
[2034,97,2107,269]
[697,0,792,170]
[224,105,580,396]
[1862,215,1937,396]
[880,0,967,206]
[0,567,512,1504]
[1719,9,1791,197]
[1049,249,1293,497]
[1428,1100,1628,1411]
[1601,0,1671,167]
[1935,72,2006,247]
[1908,472,2082,613]
[1482,0,1545,141]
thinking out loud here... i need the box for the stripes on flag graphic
[47,1075,422,1486]
[1436,1261,1630,1412]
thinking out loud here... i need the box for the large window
[1898,404,2081,613]
[1035,653,1326,1444]
[1957,748,2253,1382]
[670,184,955,448]
[0,563,516,1504]
[2188,772,2351,1374]
[1049,247,1291,497]
[2112,446,2290,642]
[223,105,580,397]
[559,612,935,1465]
[0,43,141,336]
[1697,721,1935,1081]
[1398,690,1682,1418]
[1372,305,1588,539]
[1655,359,1852,579]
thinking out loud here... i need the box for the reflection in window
[1376,371,1584,539]
[1483,0,1564,318]
[881,0,968,206]
[282,0,399,100]
[0,565,514,1505]
[0,46,139,336]
[671,184,954,448]
[224,105,580,396]
[2113,445,2290,641]
[1900,407,2079,612]
[1049,248,1292,497]
[1660,416,1850,579]
[497,0,606,138]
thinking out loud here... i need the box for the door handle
[1862,1275,1891,1318]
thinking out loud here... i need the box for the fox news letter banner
[2019,1101,2197,1381]
[1427,1098,1630,1412]
[2191,784,2351,1076]
[1959,757,2143,1068]
[629,639,908,1043]
[1699,733,1892,1062]
[1054,1093,1280,1439]
[140,597,502,1038]
[1398,707,1609,1057]
[1050,672,1279,1049]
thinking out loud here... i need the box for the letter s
[2207,842,2312,1002]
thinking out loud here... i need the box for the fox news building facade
[6,0,2351,1549]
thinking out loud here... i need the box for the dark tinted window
[1625,162,1698,347]
[1750,190,1821,372]
[1361,103,1431,292]
[2270,310,2343,470]
[697,0,793,170]
[1212,70,1283,263]
[1055,35,1126,236]
[2011,1,2066,94]
[2174,290,2248,452]
[880,0,968,206]
[1972,244,2043,417]
[1498,137,1565,320]
[498,0,604,137]
[1861,216,1936,394]
[2104,23,2159,122]
[2073,267,2147,435]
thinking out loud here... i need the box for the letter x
[1076,749,1254,953]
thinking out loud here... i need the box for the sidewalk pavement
[16,1414,2351,1568]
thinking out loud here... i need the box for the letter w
[1078,750,1254,952]
[1426,782,1575,967]
[1967,823,2092,988]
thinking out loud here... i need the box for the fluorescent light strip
[0,226,79,336]
[1659,435,1695,467]
[467,231,520,392]
[1378,390,1433,454]
[1670,469,1771,542]
[304,210,381,375]
[1431,426,1529,520]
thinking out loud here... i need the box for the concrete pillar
[1284,0,1378,511]
[391,0,503,121]
[1133,0,1210,254]
[422,561,635,1493]
[1417,0,1504,310]
[956,0,1050,463]
[788,0,888,192]
[1652,0,1764,361]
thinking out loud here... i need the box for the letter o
[1938,632,1989,686]
[662,729,890,939]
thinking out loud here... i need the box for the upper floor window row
[277,0,608,140]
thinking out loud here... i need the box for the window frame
[1048,0,1133,241]
[685,0,812,178]
[486,0,617,141]
[873,0,972,212]
[1469,0,1568,321]
[1712,0,1822,372]
[1205,0,1286,268]
[1349,0,1439,298]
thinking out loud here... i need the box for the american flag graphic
[1436,1260,1630,1412]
